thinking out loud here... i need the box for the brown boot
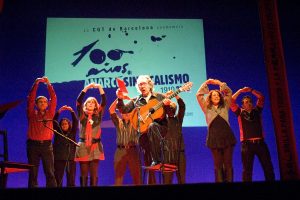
[214,169,224,183]
[90,176,98,186]
[225,168,233,182]
[80,176,88,187]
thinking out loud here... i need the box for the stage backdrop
[45,18,206,127]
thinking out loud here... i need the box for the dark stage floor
[1,180,299,200]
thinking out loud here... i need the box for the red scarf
[85,112,93,147]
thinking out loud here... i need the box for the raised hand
[94,83,103,89]
[206,78,221,85]
[165,90,174,98]
[116,88,124,99]
[35,77,44,84]
[163,98,172,106]
[58,105,73,113]
[241,87,252,93]
[43,77,50,85]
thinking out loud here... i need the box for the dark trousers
[210,146,234,182]
[241,141,275,181]
[139,122,167,184]
[139,133,156,184]
[147,122,167,164]
[114,147,141,185]
[26,140,57,188]
[54,160,76,187]
[163,151,186,184]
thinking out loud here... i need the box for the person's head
[35,96,48,111]
[83,97,100,113]
[241,95,253,111]
[121,112,132,122]
[59,118,72,132]
[206,90,225,108]
[165,101,177,118]
[135,75,154,97]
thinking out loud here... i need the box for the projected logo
[70,32,169,83]
[71,39,134,77]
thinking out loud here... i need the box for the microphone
[37,119,53,122]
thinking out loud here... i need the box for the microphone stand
[133,98,148,184]
[41,121,80,147]
[137,106,141,138]
[136,105,144,184]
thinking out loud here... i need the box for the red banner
[258,0,300,180]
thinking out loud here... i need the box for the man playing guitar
[116,75,168,184]
[116,75,192,184]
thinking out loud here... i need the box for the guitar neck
[152,89,181,111]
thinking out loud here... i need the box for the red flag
[116,78,130,100]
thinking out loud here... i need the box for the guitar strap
[133,96,141,133]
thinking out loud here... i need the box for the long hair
[59,118,72,132]
[206,89,225,109]
[83,97,100,114]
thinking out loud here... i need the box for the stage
[1,180,299,200]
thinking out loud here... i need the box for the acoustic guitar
[130,82,193,134]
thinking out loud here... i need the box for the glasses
[138,82,147,87]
